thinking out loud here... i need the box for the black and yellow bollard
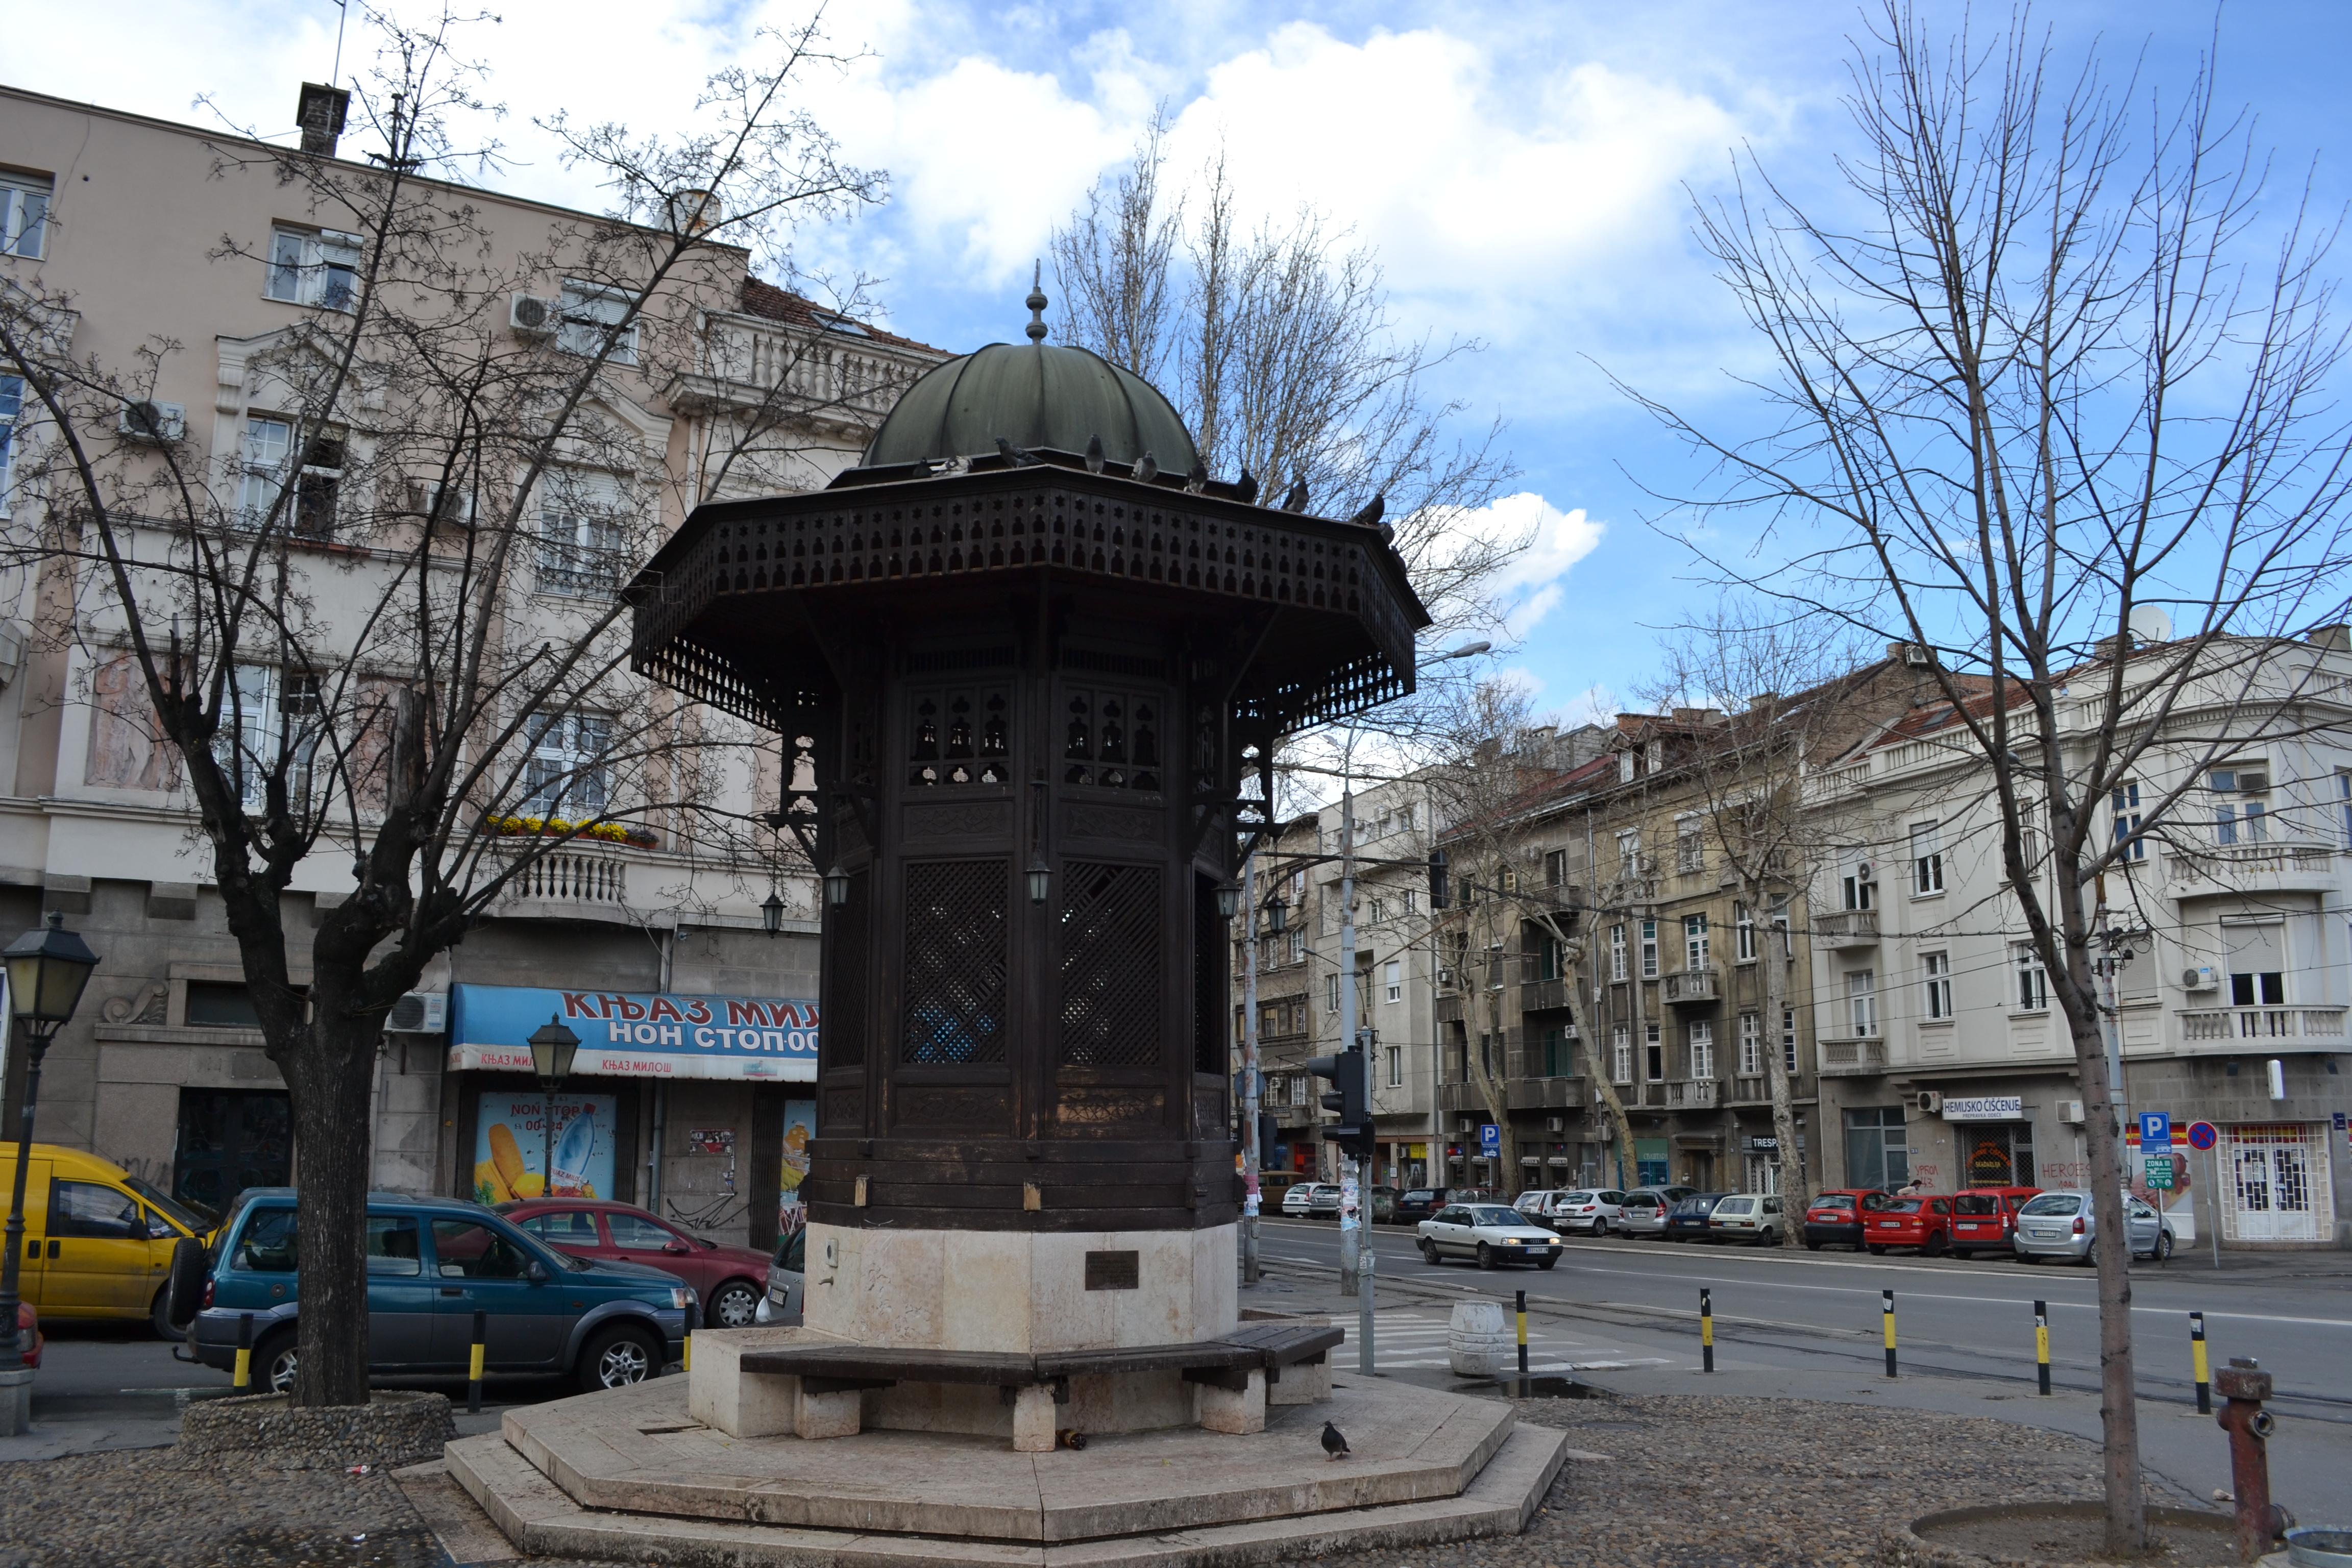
[232,1312,254,1391]
[2033,1300,2051,1395]
[468,1309,487,1415]
[1700,1288,1714,1373]
[684,1301,699,1374]
[2191,1311,2211,1415]
[1513,1289,1528,1396]
[1881,1289,1897,1378]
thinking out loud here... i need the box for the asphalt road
[1251,1216,2352,1418]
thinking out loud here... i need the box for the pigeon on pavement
[1321,1420,1350,1461]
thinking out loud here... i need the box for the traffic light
[1255,1112,1280,1166]
[1307,1048,1376,1161]
[1427,849,1449,911]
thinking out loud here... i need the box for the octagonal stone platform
[445,1371,1571,1567]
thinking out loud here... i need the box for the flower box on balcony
[485,815,658,850]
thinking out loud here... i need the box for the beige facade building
[0,84,946,1247]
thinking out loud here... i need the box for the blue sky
[11,1,2348,721]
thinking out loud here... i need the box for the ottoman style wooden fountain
[440,289,1572,1566]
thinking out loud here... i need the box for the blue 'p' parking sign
[2138,1111,2172,1148]
[1479,1122,1501,1156]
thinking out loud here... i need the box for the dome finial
[1025,261,1048,342]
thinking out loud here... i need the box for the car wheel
[1537,1256,1558,1270]
[256,1329,300,1395]
[2156,1230,2174,1262]
[579,1324,662,1393]
[1952,1248,1972,1261]
[1924,1232,1948,1258]
[1476,1243,1497,1270]
[1804,1238,1822,1252]
[1419,1238,1441,1265]
[708,1280,761,1330]
[1591,1219,1608,1238]
[1867,1244,1888,1256]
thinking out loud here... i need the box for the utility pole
[1240,853,1262,1285]
[1337,787,1362,1296]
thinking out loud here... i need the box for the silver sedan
[2012,1190,2174,1263]
[1417,1203,1563,1270]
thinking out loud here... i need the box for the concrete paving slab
[443,1423,1575,1568]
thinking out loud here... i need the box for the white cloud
[1434,491,1606,639]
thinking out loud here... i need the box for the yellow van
[0,1144,212,1335]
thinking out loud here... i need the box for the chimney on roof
[2307,624,2350,651]
[297,82,350,157]
[666,189,723,237]
[2092,632,2136,661]
[1671,707,1727,727]
[1748,692,1778,712]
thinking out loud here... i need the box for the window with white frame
[1923,950,1953,1020]
[2112,781,2146,860]
[1383,960,1401,1004]
[521,711,612,819]
[1611,1024,1632,1084]
[1288,929,1305,965]
[1683,913,1709,970]
[1734,901,1755,962]
[536,470,629,597]
[216,665,320,811]
[1386,1045,1402,1088]
[1771,894,1792,959]
[0,375,20,514]
[1617,750,1635,783]
[1840,848,1875,911]
[556,280,640,363]
[2338,769,2350,848]
[1640,919,1659,979]
[1676,815,1704,873]
[1738,1012,1762,1076]
[1688,1019,1715,1081]
[263,226,361,310]
[1616,827,1640,873]
[2211,765,2269,845]
[237,416,293,526]
[1909,821,1943,894]
[1847,969,1878,1036]
[1782,1007,1798,1072]
[2014,944,2049,1012]
[2,171,51,260]
[1324,972,1339,1013]
[1608,923,1627,982]
[1644,1021,1664,1081]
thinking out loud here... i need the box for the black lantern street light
[1025,855,1052,907]
[1214,882,1240,920]
[527,1016,581,1200]
[1263,893,1287,936]
[0,915,100,1383]
[761,890,786,937]
[823,864,850,909]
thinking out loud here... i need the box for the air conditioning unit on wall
[509,292,560,336]
[384,991,448,1033]
[1915,1089,1943,1114]
[2060,1100,2086,1124]
[2182,966,2219,991]
[1546,1116,1564,1133]
[118,400,186,442]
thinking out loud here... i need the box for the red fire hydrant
[2214,1356,2290,1561]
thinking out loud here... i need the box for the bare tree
[1421,682,1627,1192]
[0,10,883,1404]
[1626,6,2352,1548]
[1643,610,1892,1241]
[1051,132,1522,641]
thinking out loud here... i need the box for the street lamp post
[0,913,100,1434]
[528,1017,581,1199]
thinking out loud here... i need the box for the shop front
[2219,1121,2336,1243]
[1943,1098,2038,1189]
[446,983,817,1248]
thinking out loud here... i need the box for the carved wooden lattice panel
[1192,871,1228,1074]
[901,860,1008,1064]
[823,869,868,1068]
[1059,862,1161,1067]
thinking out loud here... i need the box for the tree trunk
[1756,878,1810,1245]
[286,1017,380,1407]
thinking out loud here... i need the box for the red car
[16,1302,38,1369]
[1866,1195,1954,1256]
[499,1199,773,1328]
[1949,1187,2041,1259]
[1802,1189,1892,1250]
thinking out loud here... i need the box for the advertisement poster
[447,985,818,1082]
[472,1092,619,1204]
[779,1099,814,1228]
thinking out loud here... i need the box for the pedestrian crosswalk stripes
[1340,1311,1677,1375]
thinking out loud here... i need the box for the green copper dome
[861,283,1199,473]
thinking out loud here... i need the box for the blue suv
[190,1190,691,1394]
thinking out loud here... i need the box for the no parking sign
[2187,1120,2219,1152]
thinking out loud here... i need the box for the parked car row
[1803,1187,2175,1263]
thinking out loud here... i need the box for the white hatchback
[1416,1203,1563,1270]
[1542,1189,1627,1236]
